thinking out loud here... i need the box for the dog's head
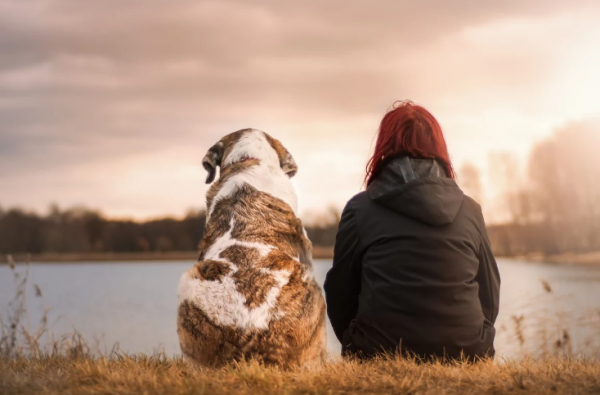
[202,129,298,184]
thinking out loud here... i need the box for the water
[1,259,600,358]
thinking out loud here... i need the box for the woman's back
[325,156,498,360]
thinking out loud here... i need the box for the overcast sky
[1,0,599,222]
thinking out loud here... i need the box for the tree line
[0,206,339,255]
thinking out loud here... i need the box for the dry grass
[1,256,113,361]
[1,354,600,395]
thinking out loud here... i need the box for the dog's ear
[280,148,298,178]
[263,133,298,178]
[202,141,224,184]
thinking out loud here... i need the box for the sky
[1,0,600,222]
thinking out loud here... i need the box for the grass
[2,255,600,394]
[2,354,600,395]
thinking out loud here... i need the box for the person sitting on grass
[324,100,500,361]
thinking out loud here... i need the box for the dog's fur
[177,129,326,368]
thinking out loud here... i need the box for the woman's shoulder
[344,191,371,211]
[459,194,488,232]
[461,194,482,213]
[462,194,488,222]
[341,191,385,225]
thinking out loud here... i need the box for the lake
[1,259,600,359]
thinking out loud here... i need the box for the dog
[177,128,327,368]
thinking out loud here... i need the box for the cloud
[1,0,599,218]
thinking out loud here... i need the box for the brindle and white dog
[177,128,326,368]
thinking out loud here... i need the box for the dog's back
[177,129,326,368]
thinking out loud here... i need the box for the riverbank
[1,246,335,263]
[1,355,599,395]
[514,250,600,266]
[3,249,600,266]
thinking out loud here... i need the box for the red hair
[365,101,455,186]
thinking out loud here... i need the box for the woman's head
[365,100,455,186]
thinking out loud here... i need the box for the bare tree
[527,121,600,253]
[487,151,526,224]
[458,162,483,204]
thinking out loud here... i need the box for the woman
[324,101,500,361]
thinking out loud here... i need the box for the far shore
[3,248,600,266]
[511,250,600,266]
[1,246,335,263]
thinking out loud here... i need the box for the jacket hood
[367,156,464,226]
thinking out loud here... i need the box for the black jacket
[324,156,500,360]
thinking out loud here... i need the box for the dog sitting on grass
[177,128,326,368]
